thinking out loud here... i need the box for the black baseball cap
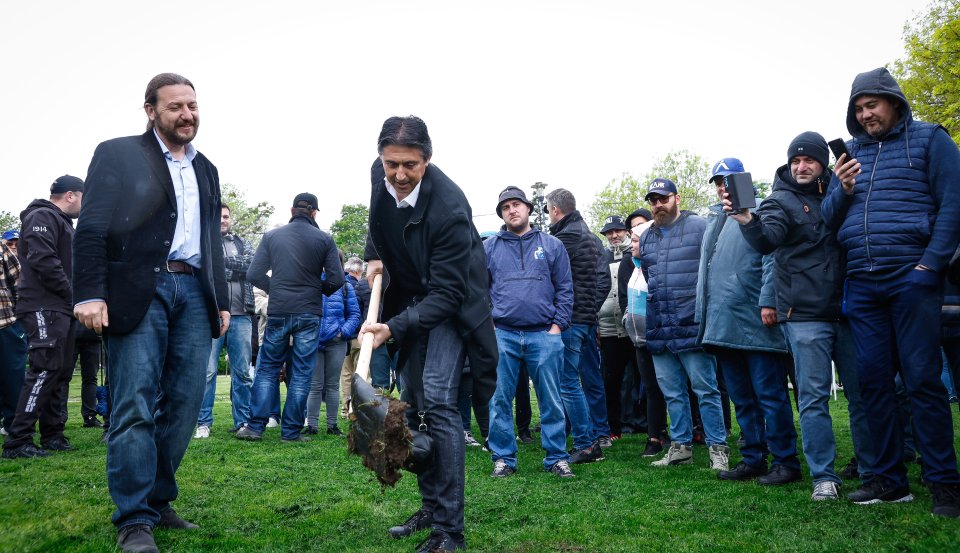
[292,192,318,210]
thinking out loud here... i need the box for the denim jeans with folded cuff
[651,349,726,446]
[559,324,597,451]
[578,325,610,440]
[105,271,212,529]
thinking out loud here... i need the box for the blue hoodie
[484,227,573,331]
[822,67,960,280]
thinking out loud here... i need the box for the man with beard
[485,186,574,479]
[639,178,728,471]
[696,158,798,484]
[730,132,876,500]
[362,116,496,552]
[821,67,960,516]
[2,176,83,459]
[73,73,230,553]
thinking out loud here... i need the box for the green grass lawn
[1,375,959,552]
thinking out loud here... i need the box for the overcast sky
[0,0,932,233]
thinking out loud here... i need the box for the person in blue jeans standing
[195,204,256,438]
[822,67,960,517]
[545,188,606,465]
[485,186,575,479]
[241,192,344,443]
[734,132,878,501]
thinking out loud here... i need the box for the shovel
[347,274,412,487]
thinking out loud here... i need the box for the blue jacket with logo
[639,211,706,354]
[821,67,960,281]
[484,227,573,331]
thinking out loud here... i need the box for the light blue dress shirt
[154,129,202,268]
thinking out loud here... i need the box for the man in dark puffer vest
[821,67,960,517]
[638,178,728,472]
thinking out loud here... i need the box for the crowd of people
[1,66,959,553]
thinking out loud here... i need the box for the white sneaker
[464,431,482,447]
[709,444,730,471]
[266,417,280,428]
[193,426,210,439]
[651,442,693,466]
[0,426,7,436]
[812,480,841,501]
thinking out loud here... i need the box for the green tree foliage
[0,210,19,233]
[221,182,274,249]
[330,203,369,259]
[891,0,960,143]
[587,150,713,233]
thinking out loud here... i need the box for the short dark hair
[377,116,432,160]
[545,188,576,215]
[144,73,195,130]
[220,203,232,214]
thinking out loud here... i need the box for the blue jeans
[370,346,392,389]
[399,321,466,535]
[651,350,726,446]
[249,314,320,439]
[489,329,567,470]
[833,322,878,483]
[197,315,253,429]
[845,274,960,487]
[105,272,213,529]
[559,324,596,450]
[305,339,347,429]
[714,348,799,470]
[0,321,27,432]
[782,321,843,484]
[578,326,610,439]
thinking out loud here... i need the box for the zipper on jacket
[864,141,882,271]
[518,235,526,270]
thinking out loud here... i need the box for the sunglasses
[648,194,675,206]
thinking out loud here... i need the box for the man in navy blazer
[73,73,229,553]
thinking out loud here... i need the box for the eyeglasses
[648,194,674,206]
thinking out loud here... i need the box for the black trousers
[3,310,75,449]
[600,336,635,435]
[635,345,668,441]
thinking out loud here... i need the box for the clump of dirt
[348,397,412,488]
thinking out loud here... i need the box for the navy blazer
[73,131,228,336]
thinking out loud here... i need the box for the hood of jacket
[846,67,912,141]
[20,198,68,223]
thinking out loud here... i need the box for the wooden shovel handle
[354,273,382,382]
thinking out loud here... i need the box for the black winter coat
[16,199,74,315]
[739,165,843,322]
[548,211,601,325]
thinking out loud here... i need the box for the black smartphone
[828,138,851,162]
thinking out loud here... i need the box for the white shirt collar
[384,177,421,208]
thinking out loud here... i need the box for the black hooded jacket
[548,210,603,325]
[16,199,74,315]
[739,166,844,322]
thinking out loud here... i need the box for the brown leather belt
[165,260,196,275]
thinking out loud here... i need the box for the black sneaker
[235,426,262,441]
[83,416,103,428]
[517,428,534,444]
[641,438,664,457]
[40,437,74,452]
[548,460,575,478]
[491,459,516,477]
[757,464,802,486]
[117,524,159,553]
[718,461,768,481]
[157,508,199,530]
[388,509,433,539]
[839,456,859,480]
[303,426,319,435]
[2,443,51,459]
[282,435,312,443]
[569,441,604,464]
[847,479,914,504]
[416,530,466,553]
[326,426,344,437]
[929,483,960,518]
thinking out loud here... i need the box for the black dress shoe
[718,461,768,481]
[118,524,159,553]
[157,508,199,529]
[83,416,104,428]
[40,437,74,451]
[757,464,803,486]
[388,509,433,539]
[416,530,466,552]
[2,443,50,459]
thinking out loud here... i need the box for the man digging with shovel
[355,115,495,553]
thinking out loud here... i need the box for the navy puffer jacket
[821,67,960,280]
[317,273,361,349]
[639,211,706,354]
